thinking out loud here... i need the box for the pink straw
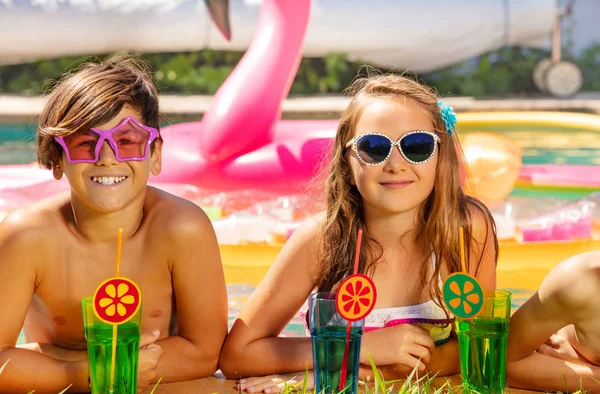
[339,229,363,391]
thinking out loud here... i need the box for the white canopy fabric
[0,0,555,72]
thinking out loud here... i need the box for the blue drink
[311,326,362,393]
[308,292,364,394]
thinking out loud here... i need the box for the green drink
[311,326,362,394]
[82,296,141,394]
[455,290,511,394]
[86,322,140,394]
[456,317,508,394]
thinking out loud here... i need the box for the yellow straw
[109,227,124,392]
[115,228,123,277]
[459,227,467,274]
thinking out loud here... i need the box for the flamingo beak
[204,0,232,41]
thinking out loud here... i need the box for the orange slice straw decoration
[339,228,363,392]
[443,226,484,319]
[109,228,124,393]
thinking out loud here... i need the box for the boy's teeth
[92,176,127,185]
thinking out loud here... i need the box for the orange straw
[109,227,124,392]
[459,227,467,274]
[115,227,123,277]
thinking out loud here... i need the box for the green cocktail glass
[455,290,511,394]
[82,296,141,394]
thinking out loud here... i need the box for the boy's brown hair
[36,53,161,169]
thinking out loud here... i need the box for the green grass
[235,356,457,394]
[233,356,597,394]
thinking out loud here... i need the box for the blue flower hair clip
[437,101,457,135]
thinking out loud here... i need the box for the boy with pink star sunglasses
[0,54,228,393]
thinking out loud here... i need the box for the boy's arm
[0,213,89,393]
[505,253,600,394]
[507,253,591,363]
[507,290,571,363]
[17,342,87,362]
[153,205,228,382]
[507,351,600,393]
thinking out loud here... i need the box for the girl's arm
[423,337,459,376]
[359,337,459,381]
[219,216,322,379]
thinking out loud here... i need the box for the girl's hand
[362,324,434,371]
[237,371,314,393]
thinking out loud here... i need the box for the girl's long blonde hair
[315,74,498,309]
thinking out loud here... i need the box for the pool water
[0,123,36,165]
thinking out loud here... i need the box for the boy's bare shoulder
[0,193,69,242]
[145,186,215,239]
[0,194,69,272]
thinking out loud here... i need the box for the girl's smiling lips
[379,180,414,189]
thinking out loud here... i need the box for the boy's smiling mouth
[91,176,128,185]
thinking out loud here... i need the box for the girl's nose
[383,144,410,173]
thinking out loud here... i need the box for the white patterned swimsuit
[302,254,454,346]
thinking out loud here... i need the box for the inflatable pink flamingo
[157,0,336,194]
